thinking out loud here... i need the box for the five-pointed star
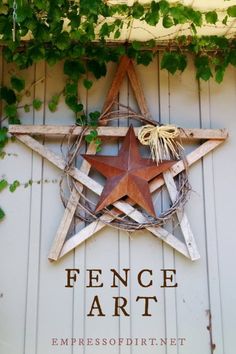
[82,125,175,217]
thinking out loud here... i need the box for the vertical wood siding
[0,54,235,354]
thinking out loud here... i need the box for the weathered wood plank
[206,67,236,354]
[163,170,200,261]
[15,134,103,192]
[60,202,191,259]
[158,54,179,354]
[0,61,35,354]
[150,139,223,192]
[166,57,211,354]
[9,125,228,140]
[200,78,225,354]
[24,61,45,354]
[48,143,96,261]
[127,60,151,119]
[35,63,73,354]
[101,56,131,116]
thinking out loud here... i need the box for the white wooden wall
[0,52,236,354]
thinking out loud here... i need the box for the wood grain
[9,124,228,140]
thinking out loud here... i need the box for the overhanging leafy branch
[0,0,235,221]
[0,1,236,150]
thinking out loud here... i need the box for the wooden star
[8,56,228,263]
[82,125,175,217]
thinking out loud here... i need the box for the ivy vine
[1,0,236,218]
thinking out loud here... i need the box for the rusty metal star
[82,125,175,217]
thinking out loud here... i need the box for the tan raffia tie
[138,124,183,164]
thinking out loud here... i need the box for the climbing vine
[1,0,236,219]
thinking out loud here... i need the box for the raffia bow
[138,124,183,164]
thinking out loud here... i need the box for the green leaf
[64,60,85,81]
[227,5,236,17]
[90,130,98,139]
[71,44,85,58]
[33,99,42,110]
[65,95,77,111]
[3,47,13,63]
[145,10,159,26]
[0,179,8,192]
[9,116,21,125]
[161,52,178,74]
[16,5,33,23]
[34,0,50,11]
[9,180,20,193]
[0,127,8,149]
[195,56,213,81]
[32,23,50,42]
[0,87,16,104]
[214,37,228,50]
[145,39,156,48]
[159,0,170,15]
[85,129,100,145]
[170,5,187,24]
[95,138,102,152]
[89,111,100,126]
[215,67,225,84]
[222,15,228,25]
[136,51,153,66]
[24,17,38,32]
[190,23,197,35]
[144,1,160,26]
[68,11,81,29]
[187,9,202,26]
[55,32,70,50]
[48,101,57,112]
[19,26,29,37]
[76,114,87,126]
[51,95,60,105]
[100,23,110,38]
[45,48,62,66]
[161,52,187,74]
[77,104,84,112]
[87,60,106,79]
[65,82,78,96]
[83,79,93,90]
[95,137,101,145]
[0,207,5,221]
[24,104,30,113]
[205,11,218,24]
[163,15,174,28]
[65,95,83,113]
[4,104,17,118]
[70,29,82,41]
[229,49,236,66]
[85,134,93,143]
[28,45,45,62]
[178,54,188,72]
[89,111,100,120]
[132,41,141,50]
[132,2,144,19]
[114,29,121,39]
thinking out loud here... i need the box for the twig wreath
[59,113,191,232]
